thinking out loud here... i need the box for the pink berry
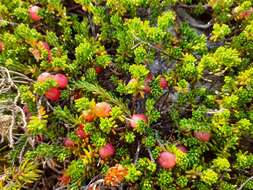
[37,72,52,82]
[158,152,176,169]
[160,76,168,89]
[75,124,88,139]
[54,74,68,89]
[99,143,115,159]
[130,114,147,128]
[45,87,61,101]
[194,131,212,142]
[28,5,42,21]
[64,138,75,148]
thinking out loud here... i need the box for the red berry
[194,131,212,142]
[45,87,61,101]
[158,152,176,169]
[37,72,52,82]
[143,85,151,94]
[73,90,82,99]
[176,144,188,153]
[28,5,42,21]
[0,41,4,52]
[35,134,44,143]
[99,143,115,159]
[95,66,103,74]
[54,74,68,89]
[76,124,88,139]
[64,138,75,148]
[144,74,152,94]
[130,114,147,128]
[94,102,111,118]
[146,73,153,82]
[160,76,168,89]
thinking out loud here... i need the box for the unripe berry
[37,72,52,82]
[94,102,111,117]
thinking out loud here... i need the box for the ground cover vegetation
[0,0,253,189]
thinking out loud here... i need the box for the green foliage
[25,143,71,162]
[157,169,173,189]
[1,159,42,190]
[1,0,253,189]
[200,169,218,186]
[211,23,231,42]
[125,164,142,183]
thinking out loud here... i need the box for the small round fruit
[45,87,61,101]
[0,41,4,52]
[82,111,95,122]
[76,124,88,139]
[28,5,42,21]
[145,73,153,82]
[54,74,68,89]
[37,72,52,82]
[194,131,212,142]
[176,144,188,153]
[130,114,147,128]
[158,152,176,169]
[94,102,111,117]
[64,138,75,148]
[160,76,168,89]
[99,143,115,159]
[143,85,151,94]
[95,66,103,74]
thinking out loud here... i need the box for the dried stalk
[0,66,33,147]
